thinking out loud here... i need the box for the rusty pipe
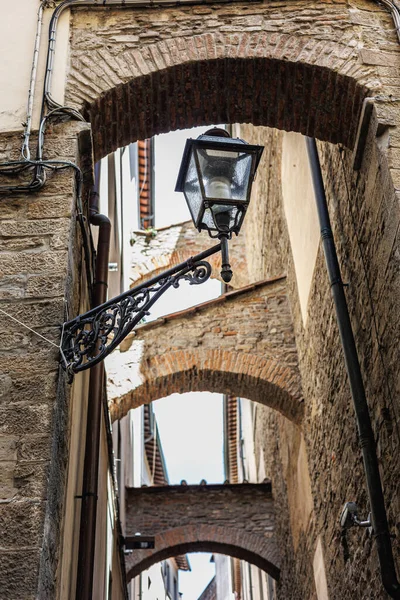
[76,165,111,600]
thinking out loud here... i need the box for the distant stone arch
[111,347,303,424]
[107,278,304,424]
[125,483,280,581]
[126,531,280,581]
[128,221,249,289]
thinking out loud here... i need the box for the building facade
[0,1,399,599]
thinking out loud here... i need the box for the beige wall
[281,132,320,324]
[58,370,89,600]
[313,537,329,600]
[0,1,69,133]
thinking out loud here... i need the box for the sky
[150,127,226,600]
[152,126,225,489]
[154,127,213,229]
[153,391,224,485]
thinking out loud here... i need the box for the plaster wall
[313,537,329,600]
[239,398,258,483]
[0,1,69,133]
[58,371,90,600]
[214,554,233,600]
[281,132,320,324]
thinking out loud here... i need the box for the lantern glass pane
[202,204,241,233]
[196,147,253,203]
[183,152,203,225]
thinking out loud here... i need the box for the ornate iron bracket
[61,243,221,376]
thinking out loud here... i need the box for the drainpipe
[76,162,111,600]
[306,137,400,599]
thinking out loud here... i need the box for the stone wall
[300,110,400,599]
[64,0,398,160]
[240,126,289,282]
[129,220,249,289]
[0,122,90,599]
[242,101,400,597]
[107,277,303,424]
[233,125,317,598]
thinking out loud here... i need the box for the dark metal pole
[219,235,233,283]
[306,137,400,599]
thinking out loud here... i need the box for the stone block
[0,250,68,278]
[16,434,52,463]
[26,195,74,219]
[1,298,65,329]
[0,371,57,406]
[0,237,47,252]
[0,462,18,500]
[0,436,17,462]
[0,549,41,600]
[359,49,398,67]
[0,404,53,436]
[25,274,66,299]
[12,461,49,499]
[0,501,46,548]
[0,217,72,238]
[0,275,25,300]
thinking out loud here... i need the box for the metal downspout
[76,164,111,600]
[306,137,400,599]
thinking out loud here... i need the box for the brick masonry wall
[0,122,90,599]
[64,0,399,160]
[240,125,289,282]
[124,483,279,581]
[107,277,304,424]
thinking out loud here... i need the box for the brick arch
[125,483,280,581]
[108,278,303,423]
[125,526,280,582]
[110,348,303,425]
[66,5,389,160]
[84,56,368,162]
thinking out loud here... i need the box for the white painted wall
[214,554,234,600]
[239,398,257,483]
[0,1,69,133]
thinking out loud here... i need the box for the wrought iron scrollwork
[61,246,220,376]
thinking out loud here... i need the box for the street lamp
[61,129,263,375]
[175,128,263,282]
